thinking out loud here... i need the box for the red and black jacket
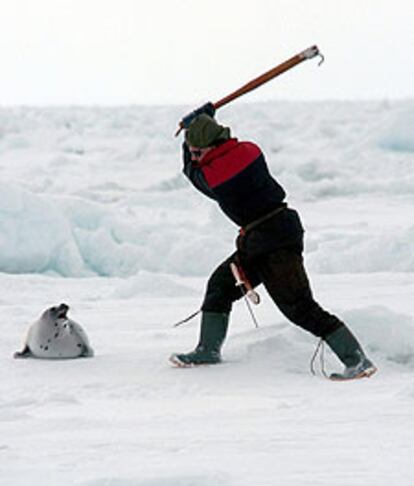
[183,138,286,227]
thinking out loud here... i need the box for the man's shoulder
[231,140,263,160]
[205,139,264,167]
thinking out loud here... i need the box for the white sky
[0,0,413,105]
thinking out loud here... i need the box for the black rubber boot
[324,326,377,380]
[170,312,229,366]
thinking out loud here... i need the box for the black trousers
[201,247,344,339]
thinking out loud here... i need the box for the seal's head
[43,303,69,321]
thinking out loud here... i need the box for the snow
[1,100,414,485]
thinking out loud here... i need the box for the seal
[14,303,94,359]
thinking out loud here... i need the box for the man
[170,113,377,380]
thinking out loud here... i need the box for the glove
[180,102,216,130]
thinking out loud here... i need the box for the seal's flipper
[14,346,33,359]
[80,343,94,358]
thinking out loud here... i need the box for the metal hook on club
[317,52,325,66]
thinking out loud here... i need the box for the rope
[310,338,329,378]
[172,309,201,328]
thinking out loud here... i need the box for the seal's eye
[50,307,57,312]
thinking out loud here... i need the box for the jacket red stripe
[198,139,261,188]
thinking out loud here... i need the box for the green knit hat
[185,114,231,148]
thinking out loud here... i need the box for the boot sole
[169,355,194,368]
[169,354,219,368]
[329,365,378,381]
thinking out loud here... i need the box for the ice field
[1,100,414,485]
